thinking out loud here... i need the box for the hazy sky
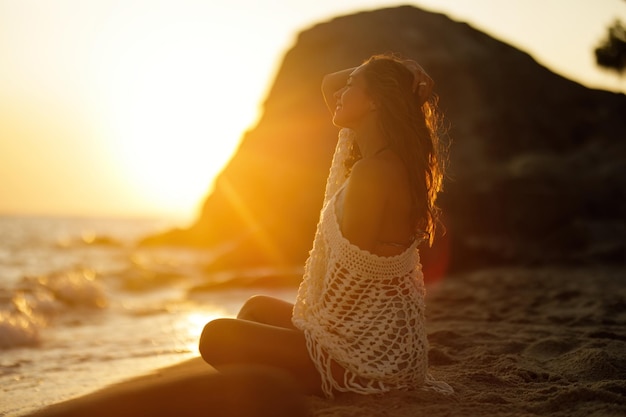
[1,0,624,222]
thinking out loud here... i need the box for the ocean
[0,215,298,416]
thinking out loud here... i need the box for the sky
[1,0,624,223]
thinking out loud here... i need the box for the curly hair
[344,54,448,246]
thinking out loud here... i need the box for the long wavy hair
[345,54,448,246]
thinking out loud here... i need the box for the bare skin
[200,60,428,395]
[29,363,309,417]
[326,65,416,256]
[199,296,323,395]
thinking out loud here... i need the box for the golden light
[89,6,265,219]
[182,311,224,355]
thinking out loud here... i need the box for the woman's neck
[352,120,388,158]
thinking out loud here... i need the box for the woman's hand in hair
[402,60,433,104]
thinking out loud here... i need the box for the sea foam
[0,310,40,348]
[0,268,108,349]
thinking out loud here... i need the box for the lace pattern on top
[292,129,453,398]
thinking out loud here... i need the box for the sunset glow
[97,22,253,217]
[1,0,273,220]
[1,0,624,221]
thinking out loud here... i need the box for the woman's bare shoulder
[350,152,407,190]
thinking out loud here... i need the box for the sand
[26,266,626,417]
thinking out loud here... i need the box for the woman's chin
[332,116,349,129]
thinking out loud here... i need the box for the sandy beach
[3,2,625,416]
[24,265,625,417]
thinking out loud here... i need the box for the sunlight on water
[0,310,40,349]
[0,216,302,416]
[181,312,223,355]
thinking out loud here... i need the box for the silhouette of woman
[199,53,452,398]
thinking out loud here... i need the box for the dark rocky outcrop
[142,6,626,276]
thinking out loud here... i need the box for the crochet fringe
[292,129,453,398]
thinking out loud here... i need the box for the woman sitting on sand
[199,53,452,398]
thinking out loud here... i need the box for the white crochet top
[292,129,452,398]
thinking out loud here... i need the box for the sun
[91,9,261,220]
[104,66,245,219]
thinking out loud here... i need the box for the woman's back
[340,148,416,257]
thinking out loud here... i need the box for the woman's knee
[237,295,270,320]
[199,318,232,366]
[237,295,295,329]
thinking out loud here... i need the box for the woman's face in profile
[332,65,374,129]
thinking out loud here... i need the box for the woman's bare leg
[199,317,323,395]
[29,365,308,417]
[237,295,296,329]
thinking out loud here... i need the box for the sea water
[0,215,297,416]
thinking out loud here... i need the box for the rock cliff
[142,6,626,276]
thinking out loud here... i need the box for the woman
[199,53,452,398]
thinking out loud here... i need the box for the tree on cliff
[595,19,626,74]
